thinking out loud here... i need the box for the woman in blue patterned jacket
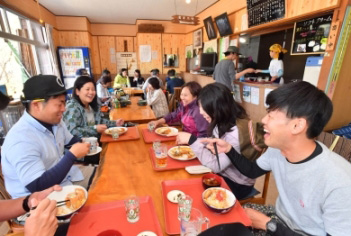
[63,76,124,138]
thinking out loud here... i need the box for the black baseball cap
[23,75,67,100]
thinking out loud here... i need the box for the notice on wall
[110,55,116,64]
[219,36,230,61]
[116,52,137,75]
[243,85,251,103]
[204,39,218,53]
[264,88,273,107]
[152,51,158,60]
[250,86,260,105]
[139,45,151,62]
[233,84,242,103]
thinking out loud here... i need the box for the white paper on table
[233,84,242,103]
[139,45,151,62]
[243,85,251,103]
[250,86,260,105]
[152,51,158,60]
[264,88,273,107]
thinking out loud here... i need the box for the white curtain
[45,23,60,77]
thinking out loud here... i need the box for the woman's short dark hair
[102,68,110,75]
[168,69,176,76]
[134,69,141,78]
[199,83,248,138]
[73,76,99,111]
[101,75,112,84]
[148,77,161,90]
[120,68,128,76]
[266,81,333,138]
[182,81,202,98]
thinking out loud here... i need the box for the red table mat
[161,178,252,235]
[141,128,176,143]
[67,196,162,236]
[149,146,201,171]
[100,126,140,142]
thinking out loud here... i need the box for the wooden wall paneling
[56,16,90,31]
[98,36,117,75]
[136,33,162,74]
[58,31,91,47]
[286,0,339,18]
[234,8,248,33]
[162,34,172,55]
[185,33,192,46]
[91,36,101,78]
[91,24,137,36]
[3,0,57,26]
[115,37,134,52]
[325,31,351,130]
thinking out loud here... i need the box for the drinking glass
[155,145,168,168]
[180,208,210,236]
[178,195,193,221]
[111,128,119,140]
[148,122,155,132]
[124,196,140,223]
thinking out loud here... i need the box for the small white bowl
[202,187,236,214]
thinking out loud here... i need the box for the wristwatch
[22,194,31,212]
[266,218,278,234]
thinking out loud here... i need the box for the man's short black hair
[266,81,333,139]
[167,69,176,76]
[0,91,10,110]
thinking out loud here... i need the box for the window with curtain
[0,6,57,99]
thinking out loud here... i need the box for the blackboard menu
[291,13,333,54]
[247,0,285,27]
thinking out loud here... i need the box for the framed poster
[203,16,217,40]
[291,13,333,55]
[193,28,203,49]
[215,13,233,37]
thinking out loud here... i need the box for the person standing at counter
[255,43,287,84]
[213,46,254,91]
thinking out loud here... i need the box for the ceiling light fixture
[186,0,191,4]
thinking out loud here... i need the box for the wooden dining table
[109,96,156,124]
[123,87,144,96]
[84,124,251,235]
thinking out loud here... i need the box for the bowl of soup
[202,173,222,189]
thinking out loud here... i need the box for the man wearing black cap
[1,75,92,199]
[213,46,241,91]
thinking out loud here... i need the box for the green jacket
[63,99,116,138]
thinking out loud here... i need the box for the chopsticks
[29,199,70,211]
[211,135,221,169]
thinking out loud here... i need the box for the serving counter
[233,81,279,122]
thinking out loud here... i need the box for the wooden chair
[239,172,271,205]
[0,169,24,235]
[168,87,182,112]
[317,131,351,162]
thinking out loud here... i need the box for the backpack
[236,118,267,161]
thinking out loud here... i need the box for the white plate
[47,185,88,217]
[167,190,185,203]
[104,127,128,136]
[168,146,196,161]
[185,165,212,174]
[137,231,157,236]
[154,127,178,137]
[86,146,102,156]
